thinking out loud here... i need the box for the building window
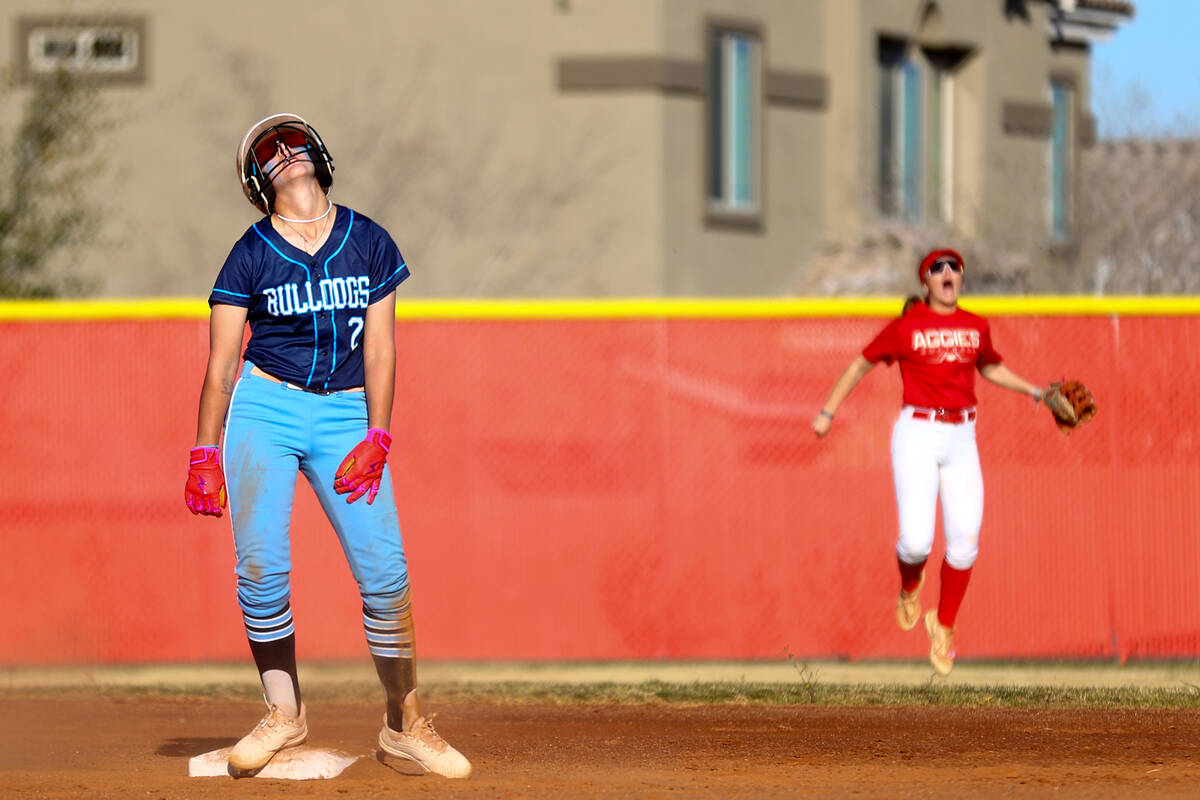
[879,39,959,223]
[1049,80,1073,240]
[17,16,146,85]
[879,39,919,220]
[707,27,760,218]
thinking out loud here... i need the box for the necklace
[276,211,331,254]
[275,199,333,224]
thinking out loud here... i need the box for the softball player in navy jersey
[184,113,470,778]
[812,249,1051,675]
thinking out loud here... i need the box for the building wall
[805,0,1099,293]
[2,0,1103,298]
[659,0,827,295]
[978,1,1058,256]
[818,1,867,248]
[3,0,670,297]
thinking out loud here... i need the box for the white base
[188,745,360,779]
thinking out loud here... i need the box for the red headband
[919,249,964,281]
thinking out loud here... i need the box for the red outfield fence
[1,298,1199,665]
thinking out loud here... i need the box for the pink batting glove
[334,428,391,504]
[185,446,227,517]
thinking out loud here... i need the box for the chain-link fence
[2,306,1198,664]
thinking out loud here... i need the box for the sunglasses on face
[251,127,310,166]
[928,259,963,275]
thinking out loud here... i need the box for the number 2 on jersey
[348,316,364,351]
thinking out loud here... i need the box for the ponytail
[901,294,923,317]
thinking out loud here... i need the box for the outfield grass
[4,679,1200,709]
[4,661,1200,708]
[443,680,1200,708]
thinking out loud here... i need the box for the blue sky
[1091,0,1200,139]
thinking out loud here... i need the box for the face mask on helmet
[237,114,335,214]
[250,126,311,172]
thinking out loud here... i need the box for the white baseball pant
[890,406,983,570]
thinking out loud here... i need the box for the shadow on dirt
[156,737,235,757]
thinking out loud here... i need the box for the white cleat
[228,703,308,777]
[378,713,472,779]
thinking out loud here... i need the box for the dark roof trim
[1076,0,1134,16]
[557,56,704,95]
[1047,0,1135,45]
[1003,101,1054,138]
[557,56,829,110]
[764,70,828,110]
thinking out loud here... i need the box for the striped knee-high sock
[363,591,416,731]
[243,604,301,717]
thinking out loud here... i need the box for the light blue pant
[223,361,409,620]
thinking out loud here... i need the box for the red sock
[937,561,973,628]
[897,556,926,593]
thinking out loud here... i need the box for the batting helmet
[237,113,334,214]
[918,248,964,282]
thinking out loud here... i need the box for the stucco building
[3,0,1133,297]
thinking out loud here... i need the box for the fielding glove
[1041,380,1097,435]
[185,446,227,516]
[334,428,391,504]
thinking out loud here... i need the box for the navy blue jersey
[210,205,409,390]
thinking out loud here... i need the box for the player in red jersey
[812,249,1050,675]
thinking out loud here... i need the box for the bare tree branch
[0,67,105,297]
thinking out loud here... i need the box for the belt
[909,406,976,424]
[249,365,364,394]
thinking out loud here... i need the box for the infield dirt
[1,694,1198,799]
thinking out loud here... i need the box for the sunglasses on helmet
[928,258,963,275]
[250,127,310,166]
